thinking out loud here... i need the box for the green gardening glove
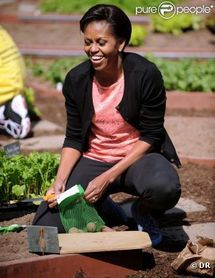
[0,224,26,233]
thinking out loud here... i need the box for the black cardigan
[62,52,181,168]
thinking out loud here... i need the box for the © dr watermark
[135,1,214,19]
[191,261,212,270]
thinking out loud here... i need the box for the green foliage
[23,87,41,119]
[151,14,204,35]
[147,56,215,92]
[28,57,215,92]
[46,58,85,83]
[39,0,181,15]
[28,57,86,85]
[0,151,60,203]
[129,25,148,47]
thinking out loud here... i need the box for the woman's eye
[84,39,106,47]
[84,40,91,46]
[98,40,106,46]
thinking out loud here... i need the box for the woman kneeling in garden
[33,4,181,246]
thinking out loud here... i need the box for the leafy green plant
[151,14,204,35]
[23,87,41,119]
[28,57,215,92]
[147,56,215,92]
[129,25,148,47]
[0,151,59,203]
[27,57,86,85]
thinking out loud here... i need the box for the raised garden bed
[28,78,215,112]
[0,251,149,278]
[166,91,215,115]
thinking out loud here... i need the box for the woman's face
[83,20,124,73]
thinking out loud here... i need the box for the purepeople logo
[159,1,175,19]
[135,1,214,19]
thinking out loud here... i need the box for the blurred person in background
[0,25,31,139]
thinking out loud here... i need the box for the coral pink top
[83,75,140,163]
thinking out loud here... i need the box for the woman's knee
[32,201,65,233]
[127,153,181,210]
[147,171,181,210]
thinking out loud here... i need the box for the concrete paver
[20,135,64,150]
[165,197,206,216]
[161,222,215,242]
[32,120,64,134]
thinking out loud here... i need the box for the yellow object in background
[0,25,26,105]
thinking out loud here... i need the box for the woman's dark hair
[80,4,132,49]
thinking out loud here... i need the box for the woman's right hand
[45,181,65,208]
[44,147,81,208]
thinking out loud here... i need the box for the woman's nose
[90,43,99,53]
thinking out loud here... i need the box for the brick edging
[166,91,215,111]
[27,80,215,111]
[180,156,215,168]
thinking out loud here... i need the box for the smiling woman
[80,5,131,86]
[83,21,123,80]
[33,4,181,247]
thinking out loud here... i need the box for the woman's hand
[84,172,113,203]
[44,147,81,208]
[45,181,65,208]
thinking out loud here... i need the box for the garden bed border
[0,250,145,278]
[27,80,215,111]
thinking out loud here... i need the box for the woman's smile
[90,55,105,65]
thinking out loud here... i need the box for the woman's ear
[118,40,126,52]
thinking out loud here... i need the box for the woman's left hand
[84,172,112,203]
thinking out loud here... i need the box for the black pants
[33,153,181,232]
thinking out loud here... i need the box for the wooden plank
[59,231,151,254]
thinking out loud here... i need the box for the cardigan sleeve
[62,73,83,152]
[138,63,166,147]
